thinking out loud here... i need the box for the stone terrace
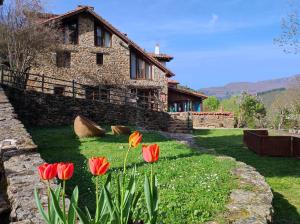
[0,86,53,223]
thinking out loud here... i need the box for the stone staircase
[167,112,193,134]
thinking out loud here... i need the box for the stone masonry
[192,112,235,129]
[3,85,170,131]
[31,8,170,109]
[0,85,56,223]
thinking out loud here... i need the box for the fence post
[0,67,3,84]
[41,74,44,93]
[72,80,75,99]
[98,85,101,102]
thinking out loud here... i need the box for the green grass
[193,129,300,224]
[29,126,237,223]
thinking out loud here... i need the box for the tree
[275,0,300,53]
[0,0,58,87]
[203,96,220,111]
[269,81,300,129]
[237,92,266,128]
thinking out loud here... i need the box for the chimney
[155,44,160,55]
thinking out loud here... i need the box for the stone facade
[31,10,169,109]
[192,112,235,128]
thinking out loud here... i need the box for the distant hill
[200,75,300,99]
[257,88,286,109]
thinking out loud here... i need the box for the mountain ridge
[200,74,300,99]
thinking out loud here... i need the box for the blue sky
[45,0,300,89]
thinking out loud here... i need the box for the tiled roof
[41,6,175,77]
[169,86,208,99]
[168,79,179,84]
[147,53,174,61]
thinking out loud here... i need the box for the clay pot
[74,115,105,138]
[111,125,131,135]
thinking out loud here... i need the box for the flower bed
[30,126,237,223]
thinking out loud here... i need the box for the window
[56,51,71,68]
[96,53,103,65]
[54,86,65,96]
[94,23,112,47]
[85,86,110,102]
[64,19,78,44]
[130,52,152,80]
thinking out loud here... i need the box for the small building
[168,80,207,112]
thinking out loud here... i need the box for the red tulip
[57,162,74,180]
[129,131,142,148]
[89,157,110,176]
[38,163,57,180]
[142,144,160,163]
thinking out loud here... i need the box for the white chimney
[155,44,160,55]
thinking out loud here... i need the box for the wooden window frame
[130,51,153,80]
[53,86,65,96]
[63,18,78,45]
[94,22,112,47]
[56,51,71,68]
[96,53,104,65]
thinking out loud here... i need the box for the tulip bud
[142,144,160,163]
[129,131,142,148]
[89,157,110,176]
[57,162,74,180]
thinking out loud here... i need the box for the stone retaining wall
[0,85,53,223]
[192,112,235,128]
[3,86,170,131]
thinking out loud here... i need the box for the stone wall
[0,85,54,223]
[192,112,235,128]
[3,86,170,131]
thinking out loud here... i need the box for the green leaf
[73,204,90,224]
[144,175,153,218]
[50,188,67,224]
[50,186,61,224]
[84,206,92,221]
[68,186,79,224]
[34,188,50,223]
[103,186,119,221]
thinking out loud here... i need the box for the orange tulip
[142,144,160,163]
[38,163,57,180]
[57,162,74,180]
[129,131,142,148]
[89,157,110,176]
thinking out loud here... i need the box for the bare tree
[275,0,300,53]
[0,0,58,87]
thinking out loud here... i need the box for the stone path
[161,131,273,224]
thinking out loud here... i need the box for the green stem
[47,181,51,221]
[151,163,154,196]
[62,180,66,219]
[96,176,99,211]
[121,146,131,224]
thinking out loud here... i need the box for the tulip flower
[57,162,74,180]
[38,163,57,180]
[142,144,160,163]
[129,131,142,148]
[89,157,110,176]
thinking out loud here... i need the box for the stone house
[30,5,206,112]
[30,5,175,111]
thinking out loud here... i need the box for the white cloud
[208,14,219,27]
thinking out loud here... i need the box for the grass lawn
[29,126,237,223]
[193,129,300,224]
